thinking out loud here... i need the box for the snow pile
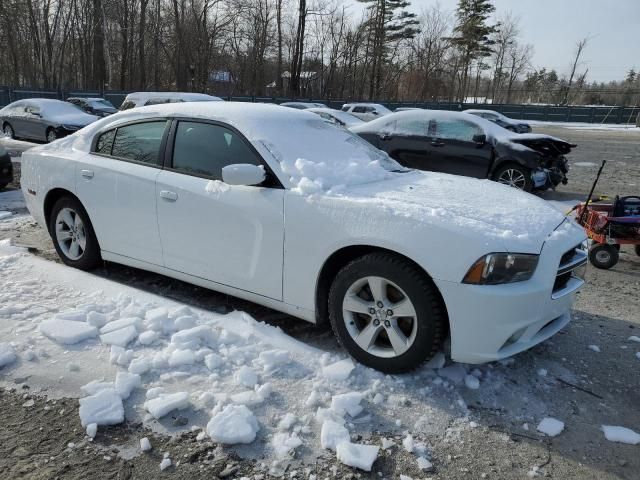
[79,389,125,427]
[39,319,98,344]
[0,343,16,368]
[321,420,350,451]
[336,442,380,471]
[537,417,565,437]
[144,392,190,419]
[601,426,640,445]
[206,405,259,444]
[322,359,355,382]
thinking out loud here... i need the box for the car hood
[342,171,567,253]
[50,112,99,127]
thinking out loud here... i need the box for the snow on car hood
[339,171,567,253]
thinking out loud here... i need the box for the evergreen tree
[449,0,498,101]
[358,0,420,98]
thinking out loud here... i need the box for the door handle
[159,190,178,201]
[81,169,94,179]
[430,141,445,147]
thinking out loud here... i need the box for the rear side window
[353,106,366,113]
[341,106,350,112]
[433,119,482,142]
[119,100,135,110]
[111,121,168,164]
[171,121,260,180]
[95,129,116,154]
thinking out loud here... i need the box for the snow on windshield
[256,118,404,194]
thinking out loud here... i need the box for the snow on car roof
[123,92,223,102]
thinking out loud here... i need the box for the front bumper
[435,221,587,364]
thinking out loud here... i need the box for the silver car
[1,98,99,143]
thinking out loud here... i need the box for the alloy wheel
[3,124,13,138]
[342,275,418,358]
[47,130,57,142]
[55,207,87,260]
[498,168,527,189]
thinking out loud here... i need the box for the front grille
[552,245,587,297]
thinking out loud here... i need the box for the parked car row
[20,102,587,373]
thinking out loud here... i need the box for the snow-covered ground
[1,186,638,474]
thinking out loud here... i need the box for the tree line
[0,0,638,106]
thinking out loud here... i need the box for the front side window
[171,121,261,180]
[353,106,366,113]
[433,119,482,142]
[111,121,168,164]
[394,119,427,136]
[341,106,350,112]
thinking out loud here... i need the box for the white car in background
[341,103,392,121]
[20,103,587,372]
[307,107,365,128]
[119,92,223,110]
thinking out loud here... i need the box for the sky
[348,0,639,83]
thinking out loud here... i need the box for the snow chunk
[40,319,98,345]
[602,425,640,445]
[336,442,379,471]
[321,420,350,451]
[588,345,600,353]
[331,392,363,417]
[145,307,174,333]
[277,413,298,431]
[81,380,114,395]
[204,353,224,371]
[100,317,142,334]
[128,357,150,375]
[424,352,446,369]
[168,348,196,367]
[138,331,159,345]
[464,374,480,389]
[79,389,124,427]
[86,311,108,328]
[271,432,303,458]
[170,325,217,349]
[235,366,258,388]
[0,343,17,368]
[86,423,97,439]
[100,325,138,347]
[144,392,190,419]
[206,405,259,444]
[259,349,291,372]
[322,359,355,382]
[437,364,466,384]
[417,457,433,471]
[628,336,640,343]
[159,458,171,471]
[115,372,141,400]
[140,437,152,451]
[537,417,564,437]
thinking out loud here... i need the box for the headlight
[61,124,80,130]
[463,253,539,285]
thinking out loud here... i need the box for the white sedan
[20,103,587,372]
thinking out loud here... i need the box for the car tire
[2,123,14,139]
[635,245,640,257]
[0,182,7,191]
[493,163,534,192]
[49,196,102,270]
[46,128,57,143]
[588,243,619,269]
[328,252,447,373]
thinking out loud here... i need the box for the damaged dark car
[350,110,574,192]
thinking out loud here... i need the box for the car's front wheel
[328,252,447,373]
[493,163,534,192]
[2,123,14,139]
[46,128,57,143]
[0,182,7,191]
[49,196,101,270]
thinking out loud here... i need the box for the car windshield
[41,102,86,116]
[374,104,392,114]
[88,99,115,108]
[330,110,363,124]
[256,117,407,192]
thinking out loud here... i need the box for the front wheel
[328,252,447,373]
[493,163,534,192]
[0,182,7,190]
[588,243,619,269]
[46,128,57,143]
[3,123,14,139]
[635,245,640,257]
[49,196,102,270]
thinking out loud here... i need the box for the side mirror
[472,133,486,144]
[372,111,379,116]
[378,132,391,141]
[221,164,266,186]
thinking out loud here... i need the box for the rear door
[155,120,284,300]
[427,118,493,178]
[379,118,431,170]
[75,120,168,265]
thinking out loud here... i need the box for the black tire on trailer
[48,195,102,270]
[588,243,619,269]
[328,252,447,374]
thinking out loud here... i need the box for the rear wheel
[49,196,101,270]
[0,182,7,190]
[46,128,57,143]
[328,252,447,373]
[588,243,619,269]
[634,245,640,257]
[2,123,14,139]
[493,163,534,192]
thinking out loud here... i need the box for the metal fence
[0,86,638,124]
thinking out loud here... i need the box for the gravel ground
[1,126,639,479]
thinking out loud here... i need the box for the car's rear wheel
[493,163,534,192]
[46,128,57,143]
[588,243,619,269]
[635,245,640,257]
[2,123,14,139]
[0,182,7,190]
[49,196,101,270]
[328,252,446,373]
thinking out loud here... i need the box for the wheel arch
[43,188,82,233]
[315,244,449,332]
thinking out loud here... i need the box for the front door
[156,120,284,300]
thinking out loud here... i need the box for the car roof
[123,92,222,102]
